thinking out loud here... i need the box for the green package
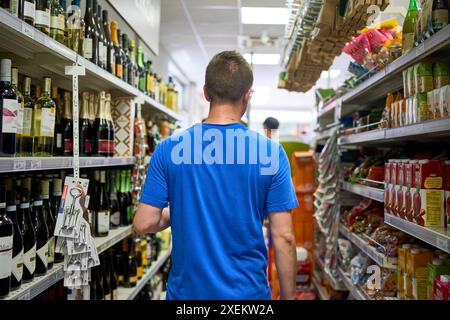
[433,62,450,89]
[417,92,428,121]
[414,62,434,93]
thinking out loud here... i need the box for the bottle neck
[63,93,72,119]
[43,78,52,96]
[11,68,19,88]
[98,93,106,119]
[81,93,90,119]
[408,0,417,10]
[24,78,31,96]
[111,22,118,46]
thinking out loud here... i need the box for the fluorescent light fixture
[244,53,280,65]
[321,70,342,79]
[241,7,290,25]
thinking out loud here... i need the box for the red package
[390,160,398,216]
[405,160,418,222]
[343,33,370,65]
[365,28,389,52]
[385,161,391,214]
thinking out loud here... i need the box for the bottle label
[56,133,62,148]
[16,100,24,135]
[64,139,73,153]
[111,52,116,72]
[36,242,48,267]
[39,107,56,137]
[23,244,36,275]
[99,43,106,65]
[84,139,92,154]
[2,99,18,134]
[20,202,30,209]
[33,200,43,206]
[47,237,55,264]
[22,107,33,136]
[0,235,13,279]
[432,10,449,30]
[97,210,110,233]
[403,33,415,53]
[57,15,65,31]
[12,249,24,282]
[10,0,19,16]
[35,10,51,28]
[6,205,16,212]
[98,139,113,154]
[23,1,36,20]
[110,210,121,226]
[130,276,137,284]
[83,38,93,59]
[116,64,123,79]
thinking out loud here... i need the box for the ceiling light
[320,70,342,79]
[241,7,290,25]
[244,53,280,65]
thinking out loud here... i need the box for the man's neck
[204,103,242,124]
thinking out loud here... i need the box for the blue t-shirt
[140,122,298,300]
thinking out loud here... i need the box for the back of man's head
[263,117,280,130]
[205,51,253,105]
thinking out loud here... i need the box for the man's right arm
[268,211,297,300]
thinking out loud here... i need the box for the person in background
[134,51,298,300]
[263,117,280,139]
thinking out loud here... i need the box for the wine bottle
[0,59,18,157]
[31,191,49,275]
[79,92,92,156]
[129,40,139,89]
[61,91,73,156]
[109,170,120,229]
[17,77,34,156]
[125,238,137,288]
[20,180,36,283]
[87,170,98,234]
[67,0,82,53]
[110,21,122,79]
[88,92,95,134]
[137,47,146,93]
[11,68,24,155]
[105,93,114,157]
[134,238,143,280]
[118,170,128,226]
[35,0,51,35]
[126,170,134,224]
[93,266,104,300]
[107,250,118,300]
[117,29,128,82]
[52,85,63,156]
[0,186,13,297]
[51,177,63,263]
[146,60,155,99]
[432,0,449,31]
[167,76,175,110]
[91,91,110,157]
[83,0,98,64]
[121,33,131,85]
[21,0,36,26]
[41,180,54,270]
[100,254,111,300]
[33,77,56,156]
[95,170,110,237]
[1,0,20,16]
[102,9,114,74]
[96,3,107,70]
[6,189,23,291]
[50,0,65,44]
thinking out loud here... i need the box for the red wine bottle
[91,92,110,157]
[0,59,18,157]
[79,92,92,156]
[61,91,73,156]
[31,192,49,276]
[20,179,36,283]
[6,189,23,291]
[0,185,13,297]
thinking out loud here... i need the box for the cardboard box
[405,248,433,299]
[111,97,135,157]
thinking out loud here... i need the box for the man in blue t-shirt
[134,51,298,300]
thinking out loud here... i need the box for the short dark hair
[205,51,253,104]
[263,117,279,130]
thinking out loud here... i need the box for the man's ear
[203,85,211,102]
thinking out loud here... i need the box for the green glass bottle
[50,0,65,44]
[402,0,418,54]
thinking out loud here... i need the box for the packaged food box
[397,160,407,219]
[439,85,449,118]
[111,97,134,157]
[390,160,398,215]
[398,244,412,299]
[445,160,450,226]
[414,62,434,93]
[409,66,416,96]
[434,275,450,300]
[433,62,450,89]
[403,69,410,98]
[417,93,428,123]
[406,160,418,221]
[433,89,441,119]
[427,91,434,120]
[385,161,391,214]
[406,248,434,300]
[412,160,445,227]
[427,259,450,300]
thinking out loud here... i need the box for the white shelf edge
[336,267,369,300]
[3,225,134,300]
[385,213,450,253]
[339,224,397,269]
[341,181,384,202]
[141,94,183,122]
[117,245,172,300]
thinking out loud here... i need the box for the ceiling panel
[185,0,238,8]
[241,0,286,7]
[242,24,285,37]
[196,22,240,35]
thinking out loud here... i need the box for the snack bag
[439,85,449,118]
[417,92,428,122]
[365,28,389,53]
[343,33,370,65]
[409,66,416,96]
[427,91,434,120]
[433,62,450,89]
[414,62,434,93]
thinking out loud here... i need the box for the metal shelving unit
[0,157,135,173]
[0,7,183,122]
[117,246,172,300]
[341,182,384,202]
[318,24,450,120]
[385,213,450,253]
[336,267,369,300]
[2,226,133,300]
[339,224,397,269]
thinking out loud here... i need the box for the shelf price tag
[13,159,26,171]
[21,23,34,39]
[31,159,42,170]
[436,236,449,252]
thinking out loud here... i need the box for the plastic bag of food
[417,0,434,42]
[414,62,434,93]
[343,33,371,65]
[427,91,434,120]
[417,92,428,122]
[433,62,450,89]
[366,28,389,53]
[409,66,416,96]
[433,88,441,119]
[439,85,449,118]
